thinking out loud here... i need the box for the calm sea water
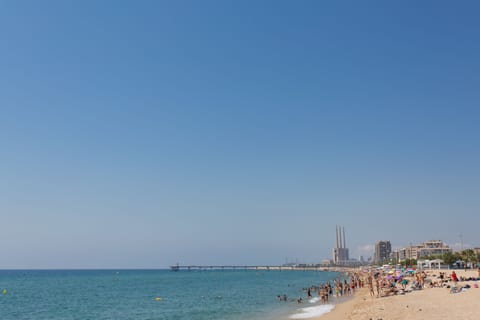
[0,269,343,320]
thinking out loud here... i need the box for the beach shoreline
[312,269,480,320]
[276,267,359,320]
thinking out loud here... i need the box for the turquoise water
[0,269,342,320]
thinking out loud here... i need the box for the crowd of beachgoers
[282,265,480,305]
[311,267,480,320]
[277,272,365,304]
[363,265,480,297]
[275,265,480,320]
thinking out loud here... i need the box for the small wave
[289,304,335,319]
[308,297,321,303]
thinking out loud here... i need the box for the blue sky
[1,1,479,268]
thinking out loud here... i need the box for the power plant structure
[332,225,349,265]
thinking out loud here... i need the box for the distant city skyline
[1,1,480,268]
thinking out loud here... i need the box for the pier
[169,265,336,271]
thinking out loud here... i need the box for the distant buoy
[155,297,162,301]
[2,289,7,295]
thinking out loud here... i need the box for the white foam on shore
[308,297,321,303]
[289,304,335,319]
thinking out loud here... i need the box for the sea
[0,269,345,320]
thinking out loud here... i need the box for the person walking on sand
[375,277,381,297]
[368,274,375,297]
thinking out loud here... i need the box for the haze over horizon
[1,1,479,269]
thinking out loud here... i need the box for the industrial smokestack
[339,225,343,248]
[336,225,339,248]
[342,227,346,249]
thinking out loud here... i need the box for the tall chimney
[339,226,343,248]
[336,225,339,248]
[343,227,346,248]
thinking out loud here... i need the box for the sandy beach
[317,269,480,320]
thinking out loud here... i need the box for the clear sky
[1,1,479,268]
